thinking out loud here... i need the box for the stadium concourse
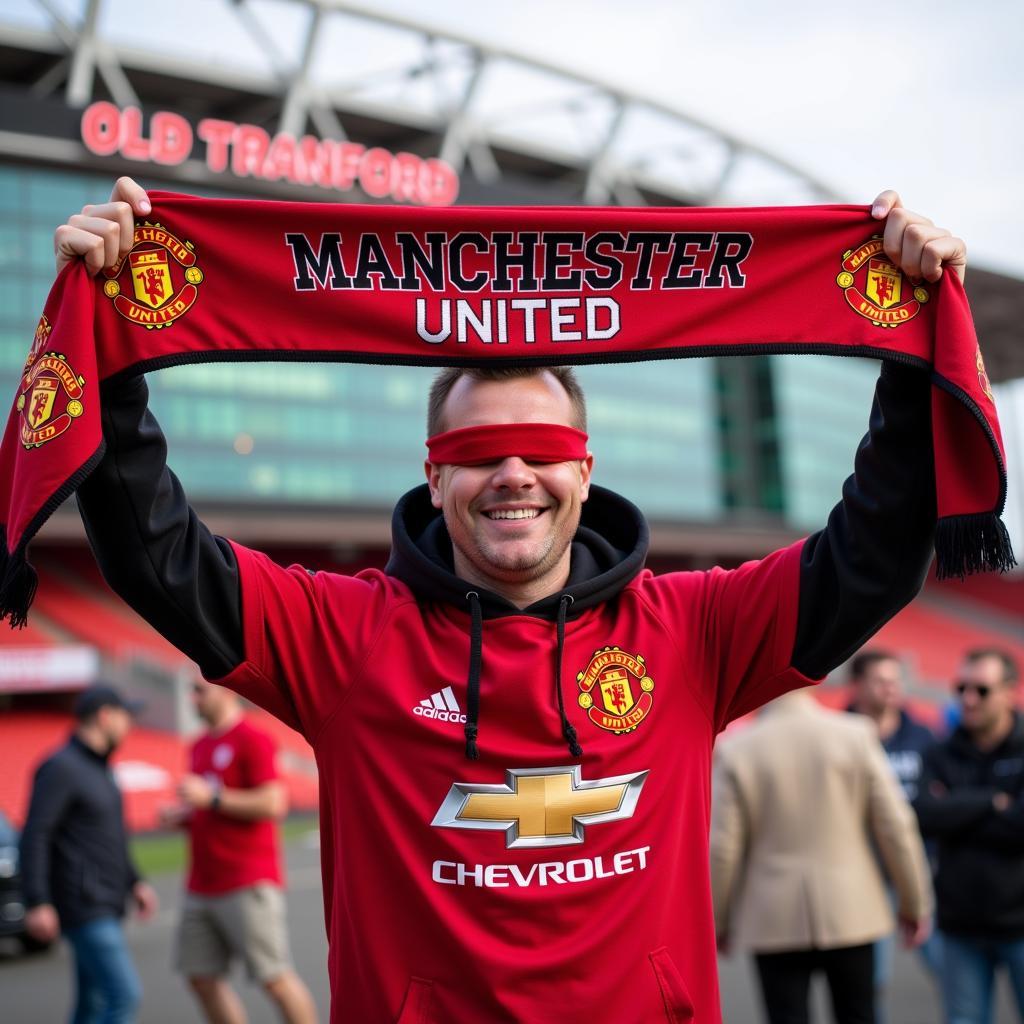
[1,538,1021,833]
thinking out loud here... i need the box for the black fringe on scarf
[935,513,1017,581]
[0,528,38,629]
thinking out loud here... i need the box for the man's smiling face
[425,371,593,605]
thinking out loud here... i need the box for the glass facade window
[772,354,879,528]
[714,357,784,516]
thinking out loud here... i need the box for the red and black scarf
[0,194,1015,625]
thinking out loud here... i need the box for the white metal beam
[64,0,99,107]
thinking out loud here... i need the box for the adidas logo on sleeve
[413,686,467,724]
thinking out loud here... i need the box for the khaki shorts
[175,884,293,983]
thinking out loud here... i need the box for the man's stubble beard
[448,509,576,586]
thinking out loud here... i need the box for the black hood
[385,482,649,619]
[385,483,650,762]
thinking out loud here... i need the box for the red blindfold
[426,423,589,466]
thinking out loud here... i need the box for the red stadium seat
[868,598,1024,693]
[31,560,186,668]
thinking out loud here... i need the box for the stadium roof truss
[0,0,838,207]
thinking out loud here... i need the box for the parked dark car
[0,811,50,954]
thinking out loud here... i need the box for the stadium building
[0,0,1021,830]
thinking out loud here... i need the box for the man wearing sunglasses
[914,648,1024,1023]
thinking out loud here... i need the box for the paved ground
[0,833,330,1024]
[2,833,1021,1022]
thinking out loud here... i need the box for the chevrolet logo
[432,765,649,849]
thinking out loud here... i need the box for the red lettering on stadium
[81,102,459,207]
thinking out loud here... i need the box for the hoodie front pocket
[648,948,694,1022]
[395,977,435,1024]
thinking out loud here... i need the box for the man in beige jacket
[710,689,933,1024]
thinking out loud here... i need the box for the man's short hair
[426,366,587,438]
[964,647,1020,686]
[849,649,900,681]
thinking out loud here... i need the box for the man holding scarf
[48,177,965,1023]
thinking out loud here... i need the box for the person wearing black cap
[19,683,158,1024]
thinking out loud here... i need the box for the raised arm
[694,194,966,726]
[61,178,243,677]
[75,373,242,676]
[791,357,935,677]
[791,190,966,679]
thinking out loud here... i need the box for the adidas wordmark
[414,686,467,724]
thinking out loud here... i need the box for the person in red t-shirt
[161,680,317,1024]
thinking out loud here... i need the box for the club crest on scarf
[836,235,930,328]
[16,315,86,449]
[102,222,203,329]
[576,647,655,735]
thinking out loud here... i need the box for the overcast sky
[366,0,1023,277]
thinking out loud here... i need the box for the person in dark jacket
[914,648,1024,1024]
[20,684,159,1024]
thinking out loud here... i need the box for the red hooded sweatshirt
[76,367,936,1022]
[216,484,816,1022]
